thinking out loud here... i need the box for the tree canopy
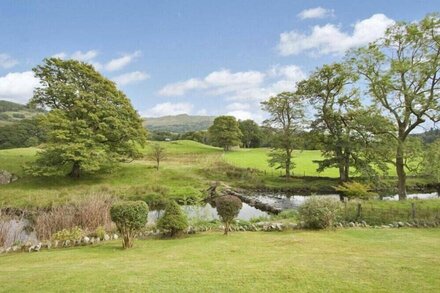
[208,116,242,151]
[27,58,147,178]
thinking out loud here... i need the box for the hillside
[143,114,215,133]
[0,100,43,126]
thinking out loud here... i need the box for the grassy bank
[1,229,439,292]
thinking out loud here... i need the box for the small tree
[215,195,242,235]
[110,201,149,249]
[157,200,188,237]
[149,143,166,170]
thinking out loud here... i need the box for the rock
[103,234,110,241]
[5,247,11,253]
[11,245,19,252]
[113,234,119,240]
[42,242,51,249]
[0,170,17,185]
[29,243,42,252]
[397,222,405,228]
[349,222,355,227]
[83,236,90,244]
[64,240,71,247]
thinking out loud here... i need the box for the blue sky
[0,0,438,121]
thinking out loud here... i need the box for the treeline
[0,118,46,149]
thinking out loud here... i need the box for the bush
[52,227,84,241]
[334,182,377,200]
[215,195,242,235]
[298,196,342,229]
[157,200,188,237]
[94,226,106,240]
[110,201,149,249]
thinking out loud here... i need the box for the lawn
[1,229,439,292]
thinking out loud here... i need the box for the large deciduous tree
[208,116,242,151]
[296,63,390,182]
[28,58,147,178]
[261,92,305,178]
[238,119,263,148]
[352,15,440,199]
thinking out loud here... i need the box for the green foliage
[421,139,440,189]
[215,195,242,234]
[334,182,378,200]
[0,100,27,112]
[94,226,106,240]
[298,196,343,229]
[261,92,304,177]
[52,227,84,241]
[0,118,46,149]
[239,119,263,148]
[157,200,188,237]
[26,58,147,178]
[208,116,242,151]
[110,201,149,248]
[268,149,295,173]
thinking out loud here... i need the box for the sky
[0,0,438,121]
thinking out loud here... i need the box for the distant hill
[0,100,43,126]
[143,114,215,133]
[412,128,440,144]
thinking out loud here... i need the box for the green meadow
[1,229,439,292]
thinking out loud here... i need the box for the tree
[238,119,263,148]
[157,200,188,237]
[110,201,149,249]
[296,63,390,182]
[27,58,147,178]
[421,139,440,196]
[261,92,305,177]
[149,143,166,170]
[0,118,46,149]
[351,15,440,199]
[215,195,242,235]
[208,116,242,151]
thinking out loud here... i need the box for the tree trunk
[285,149,291,178]
[69,162,81,178]
[344,151,350,182]
[224,222,229,235]
[396,142,407,200]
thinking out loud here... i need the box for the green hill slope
[0,100,43,126]
[143,114,215,133]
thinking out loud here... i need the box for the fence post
[411,202,416,221]
[357,203,362,220]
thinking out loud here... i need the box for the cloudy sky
[0,0,437,121]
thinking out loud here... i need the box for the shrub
[110,201,149,249]
[94,226,106,240]
[52,227,84,241]
[215,195,242,235]
[334,182,377,200]
[157,200,188,237]
[298,196,343,229]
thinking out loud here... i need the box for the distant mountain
[143,114,215,133]
[0,100,43,126]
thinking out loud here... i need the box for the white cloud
[105,51,141,72]
[0,54,18,69]
[112,71,150,86]
[226,102,251,111]
[0,71,40,103]
[54,50,99,62]
[159,69,265,97]
[298,7,334,20]
[143,102,193,117]
[226,110,254,121]
[278,14,395,56]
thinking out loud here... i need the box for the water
[148,202,269,223]
[147,192,439,223]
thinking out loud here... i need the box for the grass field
[1,229,439,292]
[0,141,433,207]
[224,148,339,177]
